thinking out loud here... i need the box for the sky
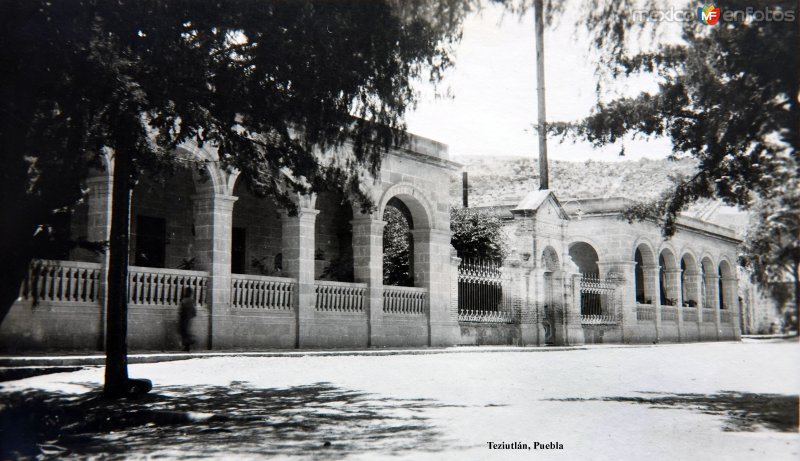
[405,1,675,162]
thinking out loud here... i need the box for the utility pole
[534,0,549,190]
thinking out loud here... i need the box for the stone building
[1,134,743,351]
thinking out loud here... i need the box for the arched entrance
[383,197,414,286]
[569,241,600,315]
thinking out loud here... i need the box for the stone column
[282,206,319,348]
[450,251,461,326]
[665,268,683,342]
[722,276,741,340]
[690,270,704,340]
[412,228,460,346]
[566,271,586,346]
[600,260,637,343]
[85,174,113,350]
[351,216,386,346]
[193,192,238,349]
[520,264,542,346]
[703,273,720,340]
[642,265,661,343]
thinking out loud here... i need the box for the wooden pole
[534,0,549,190]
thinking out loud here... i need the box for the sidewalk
[0,341,750,367]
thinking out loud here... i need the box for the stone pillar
[722,276,741,340]
[665,268,683,342]
[691,270,704,340]
[85,174,113,350]
[193,192,238,349]
[702,273,719,340]
[412,228,460,346]
[282,206,319,348]
[520,264,542,346]
[549,269,583,346]
[351,216,386,346]
[600,260,637,343]
[450,250,461,325]
[642,265,661,343]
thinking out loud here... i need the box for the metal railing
[314,280,366,313]
[580,314,617,325]
[231,274,295,310]
[383,286,427,315]
[458,309,516,324]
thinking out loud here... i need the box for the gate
[579,275,619,325]
[457,260,518,323]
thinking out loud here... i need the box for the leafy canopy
[550,0,798,236]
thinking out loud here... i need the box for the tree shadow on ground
[553,391,798,432]
[1,382,462,460]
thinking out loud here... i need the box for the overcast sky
[405,1,674,162]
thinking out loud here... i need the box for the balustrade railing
[702,308,716,323]
[128,266,208,307]
[232,274,295,310]
[315,281,366,313]
[580,314,617,325]
[682,308,699,323]
[19,260,101,304]
[661,306,678,322]
[383,286,427,315]
[636,304,656,321]
[458,309,516,324]
[720,310,732,324]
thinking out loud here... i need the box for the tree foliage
[553,0,797,233]
[383,206,413,286]
[1,0,471,395]
[450,208,508,263]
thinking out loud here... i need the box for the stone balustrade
[383,286,427,315]
[636,304,656,321]
[231,274,296,310]
[720,310,732,324]
[128,266,208,307]
[683,308,699,323]
[701,308,716,323]
[19,260,101,304]
[661,306,678,322]
[314,280,367,313]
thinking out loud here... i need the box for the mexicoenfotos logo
[698,4,721,25]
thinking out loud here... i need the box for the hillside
[450,156,699,207]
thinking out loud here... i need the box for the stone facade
[1,136,744,352]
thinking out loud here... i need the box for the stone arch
[634,241,657,305]
[568,241,600,276]
[680,251,700,307]
[658,247,679,306]
[175,146,229,196]
[230,175,284,276]
[130,157,205,269]
[315,189,355,282]
[541,246,560,272]
[378,183,434,231]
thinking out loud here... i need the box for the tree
[741,178,800,332]
[546,0,798,325]
[383,206,413,286]
[450,207,508,263]
[1,0,470,396]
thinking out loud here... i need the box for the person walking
[179,287,197,351]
